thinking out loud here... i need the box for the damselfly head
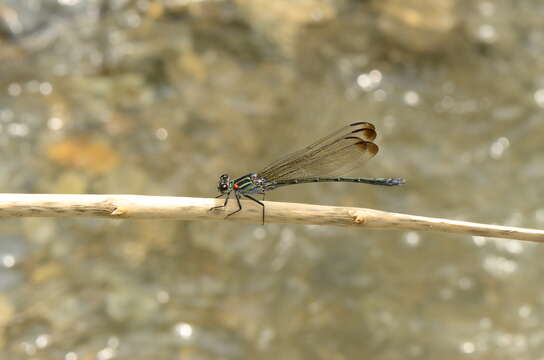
[217,174,231,193]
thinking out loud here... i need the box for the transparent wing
[259,122,379,181]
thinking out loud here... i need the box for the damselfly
[211,122,405,223]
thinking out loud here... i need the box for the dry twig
[0,194,542,242]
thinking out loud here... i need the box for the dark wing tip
[350,128,377,141]
[366,142,379,156]
[344,137,379,157]
[349,122,375,130]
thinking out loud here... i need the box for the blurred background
[0,0,543,359]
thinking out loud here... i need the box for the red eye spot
[233,184,239,189]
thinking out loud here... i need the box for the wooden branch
[0,194,542,242]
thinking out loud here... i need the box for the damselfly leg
[242,194,265,225]
[225,192,243,218]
